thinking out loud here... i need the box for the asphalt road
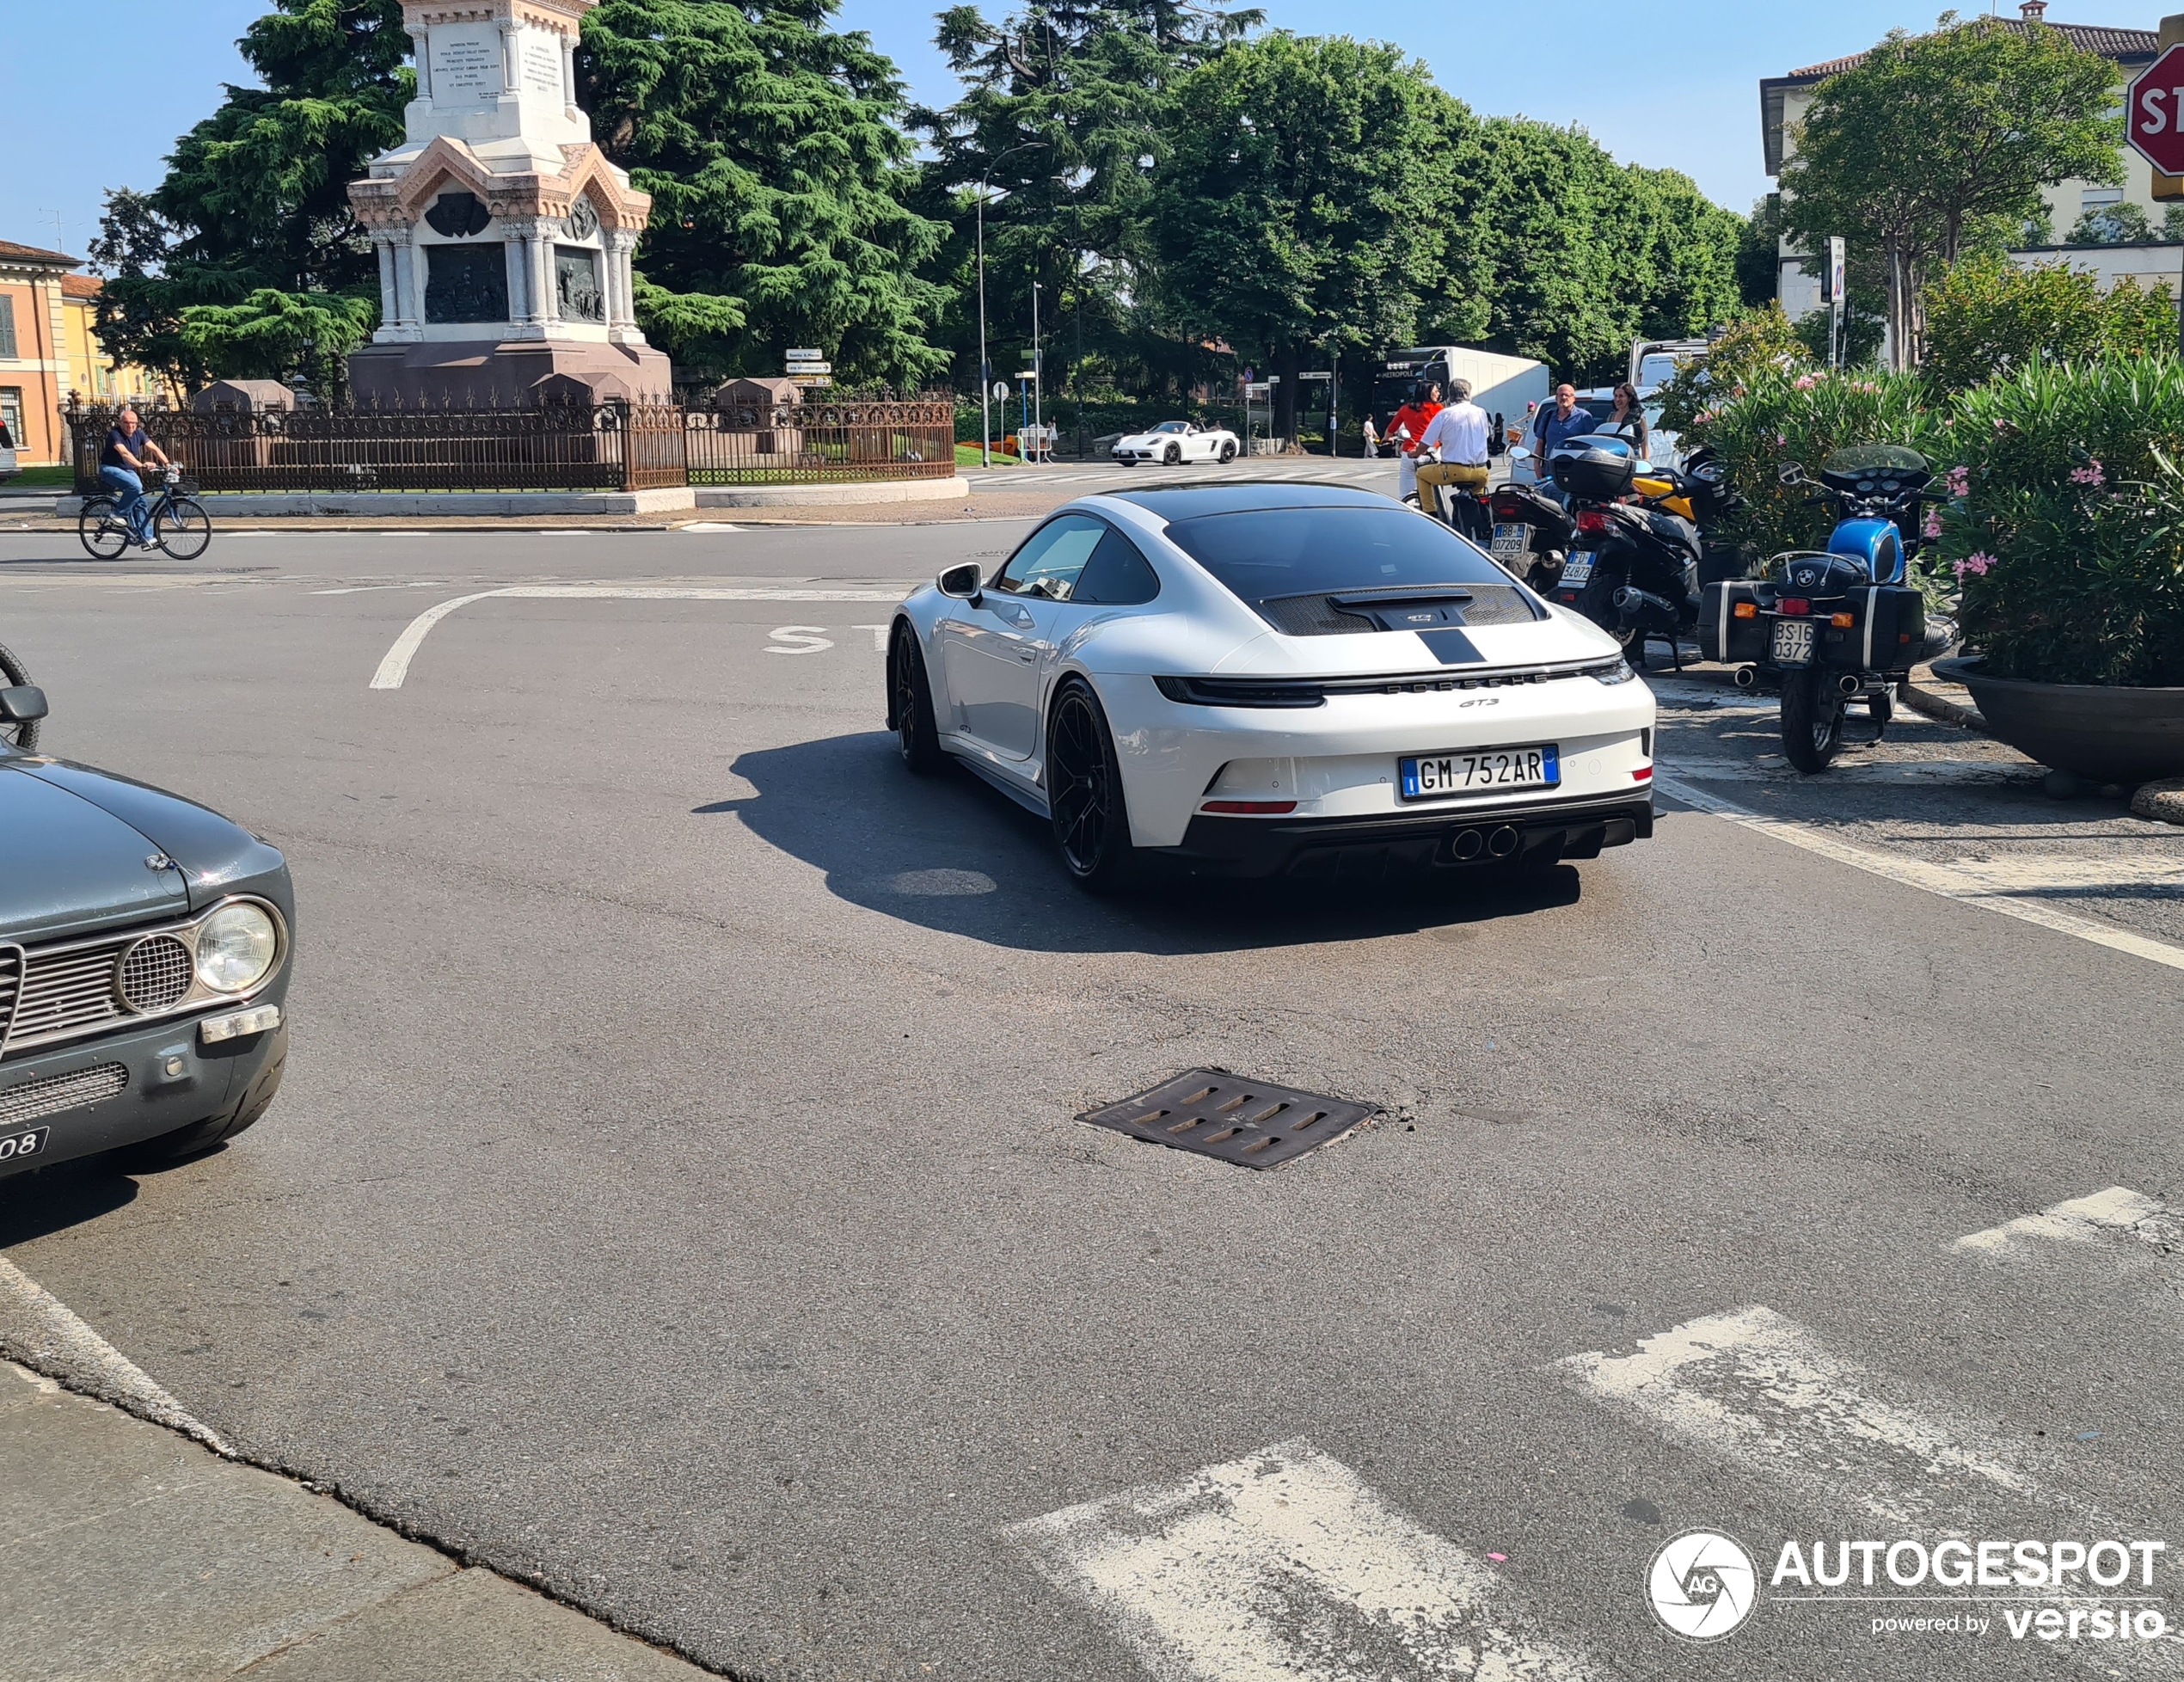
[3,517,2182,1682]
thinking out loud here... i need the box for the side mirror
[937,562,984,604]
[1509,445,1534,463]
[0,684,47,725]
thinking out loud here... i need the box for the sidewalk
[0,1360,713,1681]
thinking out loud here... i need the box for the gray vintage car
[0,666,291,1179]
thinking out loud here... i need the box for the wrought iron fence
[683,397,955,485]
[65,400,690,495]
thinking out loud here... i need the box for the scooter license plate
[1561,552,1596,587]
[1490,523,1531,562]
[1772,618,1817,666]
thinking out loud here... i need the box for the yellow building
[0,238,170,467]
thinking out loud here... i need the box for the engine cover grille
[0,1063,128,1128]
[1260,583,1539,636]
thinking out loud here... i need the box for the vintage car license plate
[0,1126,51,1164]
[1771,617,1818,666]
[1560,551,1596,587]
[1490,522,1530,562]
[1400,745,1561,801]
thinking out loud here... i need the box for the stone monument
[344,0,672,407]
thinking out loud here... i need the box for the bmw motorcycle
[1699,444,1957,773]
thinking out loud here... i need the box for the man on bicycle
[101,408,174,548]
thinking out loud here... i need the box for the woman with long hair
[1603,382,1650,460]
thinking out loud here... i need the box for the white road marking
[1953,1187,2184,1255]
[853,623,891,651]
[1007,1440,1588,1682]
[0,1256,229,1455]
[1558,1304,2036,1526]
[1656,772,2184,973]
[677,522,742,531]
[764,625,832,655]
[368,584,906,688]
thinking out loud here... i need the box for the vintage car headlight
[195,902,279,993]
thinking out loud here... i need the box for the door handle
[1016,650,1037,663]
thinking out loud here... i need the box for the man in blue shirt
[101,407,173,547]
[1527,384,1596,501]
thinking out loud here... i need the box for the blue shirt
[1531,404,1597,458]
[102,426,149,470]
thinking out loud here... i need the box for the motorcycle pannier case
[1826,585,1925,673]
[1548,440,1638,501]
[1699,580,1768,666]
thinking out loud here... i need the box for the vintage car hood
[0,760,191,944]
[21,758,287,912]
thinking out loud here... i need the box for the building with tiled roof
[1761,4,2173,331]
[0,241,169,470]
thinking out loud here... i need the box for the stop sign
[2128,44,2184,175]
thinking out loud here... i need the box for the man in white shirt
[1414,380,1491,529]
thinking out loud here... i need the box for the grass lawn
[4,465,74,488]
[956,443,1021,467]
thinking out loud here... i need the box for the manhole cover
[1080,1070,1375,1170]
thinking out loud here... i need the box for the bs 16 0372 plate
[1079,1069,1376,1170]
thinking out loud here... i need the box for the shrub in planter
[1942,354,2184,686]
[1921,257,2177,398]
[1678,366,1948,580]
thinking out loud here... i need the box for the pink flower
[1794,374,1819,390]
[1776,433,1788,448]
[1923,510,1943,539]
[2070,459,2105,488]
[1994,419,2009,433]
[1946,465,1970,497]
[1954,552,1996,579]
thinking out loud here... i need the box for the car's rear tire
[1218,441,1236,463]
[889,625,946,775]
[113,1035,286,1171]
[1046,679,1138,891]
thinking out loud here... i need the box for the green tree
[89,0,411,393]
[1921,255,2178,393]
[580,1,950,387]
[1781,14,2121,371]
[1653,303,1810,434]
[1737,197,1784,310]
[2067,201,2152,244]
[178,288,378,395]
[1150,34,1457,441]
[912,2,1262,398]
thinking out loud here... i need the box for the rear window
[1163,506,1510,604]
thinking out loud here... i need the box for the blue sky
[0,0,2082,263]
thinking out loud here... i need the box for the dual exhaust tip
[1729,665,1872,698]
[1451,825,1523,862]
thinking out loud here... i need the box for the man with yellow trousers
[1414,380,1492,536]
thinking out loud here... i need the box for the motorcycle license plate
[1772,618,1817,666]
[1561,552,1596,587]
[1490,522,1531,562]
[1399,745,1561,801]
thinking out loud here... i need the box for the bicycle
[78,464,212,562]
[0,640,39,752]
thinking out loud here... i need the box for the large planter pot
[1933,656,2184,783]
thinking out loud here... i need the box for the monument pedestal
[347,337,672,408]
[344,0,672,408]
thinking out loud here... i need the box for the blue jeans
[100,465,146,539]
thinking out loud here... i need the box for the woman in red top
[1384,382,1443,505]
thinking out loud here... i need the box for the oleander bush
[1942,355,2184,686]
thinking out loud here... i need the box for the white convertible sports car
[886,485,1656,888]
[1111,420,1240,466]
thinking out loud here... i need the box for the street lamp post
[1031,280,1043,453]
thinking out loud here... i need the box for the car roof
[1099,483,1391,519]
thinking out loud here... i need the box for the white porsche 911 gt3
[885,484,1655,890]
[1110,420,1240,466]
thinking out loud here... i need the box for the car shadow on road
[0,1157,138,1246]
[711,731,1583,955]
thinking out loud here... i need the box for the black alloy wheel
[889,627,945,774]
[1218,440,1236,464]
[1780,666,1844,773]
[1046,680,1137,889]
[1163,444,1181,465]
[0,640,37,753]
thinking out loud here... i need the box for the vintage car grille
[120,936,194,1013]
[0,1063,129,1128]
[9,934,139,1050]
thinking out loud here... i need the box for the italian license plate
[1772,617,1817,666]
[1561,552,1596,587]
[1490,522,1530,562]
[0,1126,51,1165]
[1400,745,1561,801]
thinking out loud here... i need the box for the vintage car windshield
[1163,506,1509,603]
